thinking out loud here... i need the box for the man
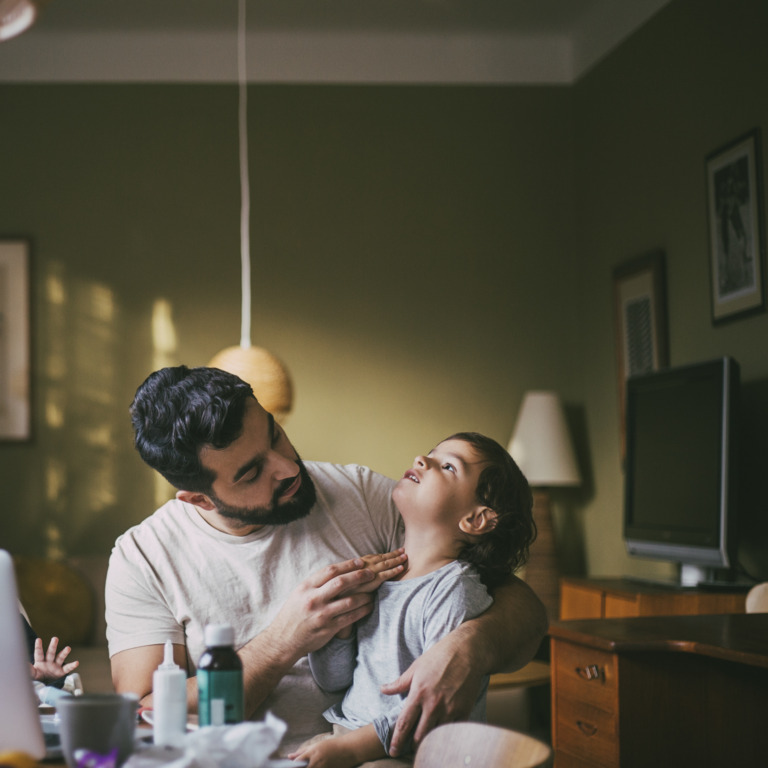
[106,366,547,756]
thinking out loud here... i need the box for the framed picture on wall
[613,250,669,459]
[0,240,31,441]
[706,128,765,323]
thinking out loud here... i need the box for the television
[623,356,742,587]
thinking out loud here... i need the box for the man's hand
[30,636,79,684]
[261,557,379,663]
[381,630,480,756]
[263,550,407,653]
[335,549,406,640]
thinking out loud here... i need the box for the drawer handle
[575,664,603,681]
[576,720,598,737]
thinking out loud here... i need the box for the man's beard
[209,458,317,527]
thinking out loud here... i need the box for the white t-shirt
[105,461,401,751]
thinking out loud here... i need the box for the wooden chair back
[414,722,552,768]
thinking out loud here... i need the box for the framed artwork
[0,240,31,441]
[706,129,765,323]
[613,250,669,458]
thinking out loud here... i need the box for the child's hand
[288,736,351,768]
[356,549,407,594]
[288,725,386,768]
[30,636,79,684]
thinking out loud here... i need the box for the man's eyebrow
[232,412,275,483]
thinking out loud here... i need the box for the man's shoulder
[305,461,396,499]
[304,461,400,537]
[113,498,192,550]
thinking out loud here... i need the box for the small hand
[288,737,352,768]
[354,549,407,594]
[30,636,80,684]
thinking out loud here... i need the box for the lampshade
[0,0,41,41]
[508,391,581,487]
[209,345,292,421]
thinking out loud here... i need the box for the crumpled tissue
[125,713,288,768]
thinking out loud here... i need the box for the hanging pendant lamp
[208,0,293,422]
[0,0,45,41]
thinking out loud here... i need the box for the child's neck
[398,525,464,580]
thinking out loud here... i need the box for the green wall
[573,0,768,581]
[0,84,579,557]
[1,0,767,584]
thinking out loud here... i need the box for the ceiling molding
[0,0,671,85]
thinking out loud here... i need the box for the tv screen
[623,357,740,586]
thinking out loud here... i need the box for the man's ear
[459,507,498,536]
[176,490,216,511]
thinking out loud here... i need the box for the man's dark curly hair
[449,432,535,591]
[130,366,255,493]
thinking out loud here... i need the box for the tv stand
[559,576,747,620]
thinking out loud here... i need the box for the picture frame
[706,128,765,323]
[0,240,31,441]
[613,250,669,458]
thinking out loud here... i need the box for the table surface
[549,611,768,668]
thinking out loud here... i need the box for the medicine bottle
[197,623,244,726]
[152,638,187,746]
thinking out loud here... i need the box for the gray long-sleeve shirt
[308,560,493,752]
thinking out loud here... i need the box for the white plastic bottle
[152,639,187,747]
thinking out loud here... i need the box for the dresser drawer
[555,695,618,767]
[553,641,617,711]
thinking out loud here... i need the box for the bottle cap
[158,638,180,670]
[204,623,235,647]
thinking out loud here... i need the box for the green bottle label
[198,669,244,726]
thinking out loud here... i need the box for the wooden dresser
[551,579,757,767]
[559,576,747,619]
[549,613,768,767]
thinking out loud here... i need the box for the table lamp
[508,391,581,622]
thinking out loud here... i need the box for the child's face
[392,438,488,527]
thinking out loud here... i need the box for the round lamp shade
[208,345,293,421]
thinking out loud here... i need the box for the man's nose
[271,450,298,478]
[414,455,428,469]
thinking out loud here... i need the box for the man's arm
[383,575,547,756]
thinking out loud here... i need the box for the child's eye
[442,463,456,474]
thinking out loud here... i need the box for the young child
[289,432,535,767]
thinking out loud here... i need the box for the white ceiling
[0,0,671,84]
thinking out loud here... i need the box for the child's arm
[385,575,546,755]
[308,634,357,693]
[30,636,79,683]
[288,724,386,768]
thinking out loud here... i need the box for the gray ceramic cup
[56,693,139,768]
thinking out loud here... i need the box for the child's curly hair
[449,432,535,591]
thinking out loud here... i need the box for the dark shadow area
[737,377,768,581]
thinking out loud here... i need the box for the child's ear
[459,507,498,536]
[176,490,216,511]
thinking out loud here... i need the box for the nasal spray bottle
[197,623,244,726]
[152,639,187,747]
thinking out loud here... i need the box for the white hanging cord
[238,0,252,349]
